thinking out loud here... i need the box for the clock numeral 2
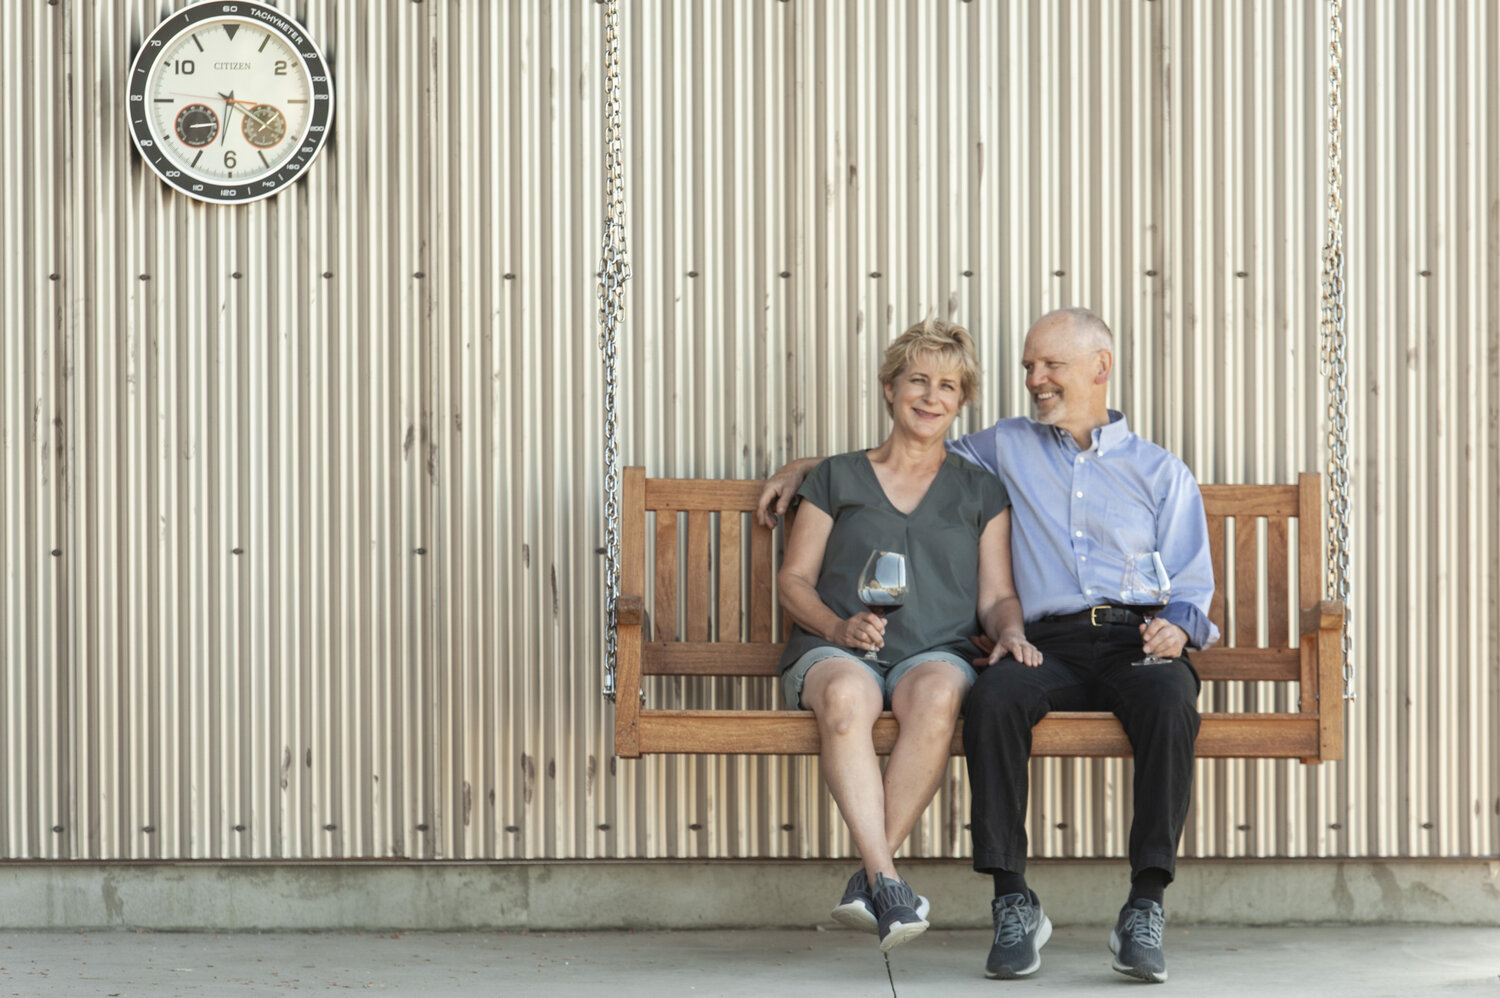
[275,60,288,76]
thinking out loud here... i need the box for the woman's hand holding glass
[834,610,888,656]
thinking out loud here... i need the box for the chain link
[1319,0,1354,700]
[598,0,630,701]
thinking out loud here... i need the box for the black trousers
[962,617,1201,881]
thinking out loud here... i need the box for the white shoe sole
[878,917,930,953]
[831,895,931,933]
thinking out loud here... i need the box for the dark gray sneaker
[1109,898,1168,983]
[871,873,929,953]
[830,868,930,932]
[985,890,1052,978]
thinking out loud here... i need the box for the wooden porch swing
[595,2,1352,764]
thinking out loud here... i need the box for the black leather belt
[1040,605,1155,628]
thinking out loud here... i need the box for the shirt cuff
[1156,602,1219,651]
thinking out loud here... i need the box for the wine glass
[856,550,908,662]
[1121,551,1172,665]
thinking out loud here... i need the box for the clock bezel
[126,1,335,205]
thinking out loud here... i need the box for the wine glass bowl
[856,550,908,662]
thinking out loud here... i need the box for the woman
[777,317,1039,953]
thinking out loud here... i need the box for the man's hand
[992,631,1043,667]
[969,632,1042,668]
[755,458,819,528]
[1141,618,1189,660]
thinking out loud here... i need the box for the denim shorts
[780,644,979,710]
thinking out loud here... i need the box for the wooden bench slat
[643,642,1301,681]
[750,520,773,641]
[1207,513,1227,633]
[1235,516,1259,648]
[719,511,742,640]
[1267,515,1291,646]
[633,711,1319,758]
[646,478,763,509]
[654,511,678,642]
[686,510,710,641]
[1200,484,1298,516]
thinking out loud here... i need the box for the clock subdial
[241,104,287,148]
[173,103,221,147]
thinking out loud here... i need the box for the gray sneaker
[871,873,929,953]
[830,868,930,932]
[1109,897,1168,983]
[985,890,1052,979]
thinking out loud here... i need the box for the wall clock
[127,2,334,204]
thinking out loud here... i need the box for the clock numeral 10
[173,59,196,75]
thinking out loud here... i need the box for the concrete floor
[2,924,1496,997]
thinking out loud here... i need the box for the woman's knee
[892,668,967,723]
[804,666,882,733]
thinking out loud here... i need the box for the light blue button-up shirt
[948,411,1221,650]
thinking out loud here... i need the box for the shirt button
[1080,556,1088,562]
[1075,531,1083,537]
[1076,491,1084,498]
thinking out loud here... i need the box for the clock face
[127,2,334,204]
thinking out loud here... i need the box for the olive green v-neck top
[778,450,1012,672]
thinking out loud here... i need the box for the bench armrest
[617,595,644,627]
[1299,599,1345,636]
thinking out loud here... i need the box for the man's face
[1020,320,1107,427]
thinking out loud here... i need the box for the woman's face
[883,352,967,441]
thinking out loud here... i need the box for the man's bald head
[1027,307,1113,355]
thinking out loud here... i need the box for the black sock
[992,870,1028,898]
[1129,867,1170,906]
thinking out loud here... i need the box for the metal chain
[1319,0,1354,700]
[598,0,630,701]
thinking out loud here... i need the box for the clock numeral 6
[225,151,237,169]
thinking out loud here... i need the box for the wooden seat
[612,467,1345,763]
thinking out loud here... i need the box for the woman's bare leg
[801,658,897,882]
[883,661,970,854]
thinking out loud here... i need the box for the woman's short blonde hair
[878,317,982,417]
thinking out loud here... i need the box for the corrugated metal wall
[1,0,1495,863]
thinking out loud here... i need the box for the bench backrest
[624,467,1325,708]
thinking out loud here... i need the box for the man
[756,308,1219,983]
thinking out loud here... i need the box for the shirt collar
[1036,409,1133,456]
